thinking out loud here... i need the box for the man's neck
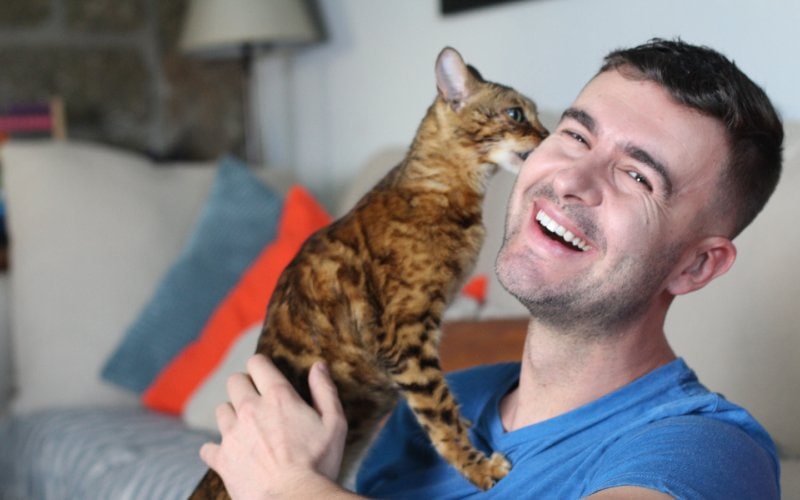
[500,315,676,432]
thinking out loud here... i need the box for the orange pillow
[142,186,331,414]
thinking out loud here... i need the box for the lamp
[179,0,319,163]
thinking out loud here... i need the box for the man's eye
[563,130,587,145]
[627,170,653,191]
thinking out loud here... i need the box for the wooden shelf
[439,317,528,372]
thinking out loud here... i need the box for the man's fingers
[246,354,295,396]
[238,355,344,431]
[309,361,346,432]
[227,371,259,409]
[199,442,220,468]
[215,402,236,432]
[203,355,348,491]
[308,361,347,480]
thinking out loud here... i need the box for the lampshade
[180,0,319,55]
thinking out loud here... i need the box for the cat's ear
[435,47,481,112]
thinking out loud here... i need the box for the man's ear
[666,237,737,296]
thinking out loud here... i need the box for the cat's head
[434,47,548,174]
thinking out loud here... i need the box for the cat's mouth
[535,210,591,252]
[488,144,535,174]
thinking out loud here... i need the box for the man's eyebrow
[625,145,674,197]
[560,107,596,134]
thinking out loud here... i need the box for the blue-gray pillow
[101,156,282,394]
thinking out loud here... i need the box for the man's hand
[199,354,350,499]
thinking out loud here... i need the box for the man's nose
[551,161,604,207]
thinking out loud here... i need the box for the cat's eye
[505,107,526,123]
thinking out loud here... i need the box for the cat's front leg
[384,328,511,490]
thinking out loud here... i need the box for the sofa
[0,114,798,498]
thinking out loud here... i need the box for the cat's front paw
[486,452,512,486]
[469,451,511,490]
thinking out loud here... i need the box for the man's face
[496,69,730,332]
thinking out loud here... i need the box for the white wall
[255,0,799,202]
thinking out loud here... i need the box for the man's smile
[535,209,591,252]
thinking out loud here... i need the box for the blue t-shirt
[356,359,779,499]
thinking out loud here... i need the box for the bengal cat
[190,46,547,498]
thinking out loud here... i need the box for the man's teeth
[535,210,591,251]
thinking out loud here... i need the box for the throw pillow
[142,185,331,414]
[101,157,297,396]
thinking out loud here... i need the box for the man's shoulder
[591,414,780,498]
[627,413,775,454]
[587,360,780,497]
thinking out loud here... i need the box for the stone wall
[0,0,245,160]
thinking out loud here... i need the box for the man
[200,39,783,498]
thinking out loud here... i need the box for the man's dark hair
[600,38,783,238]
